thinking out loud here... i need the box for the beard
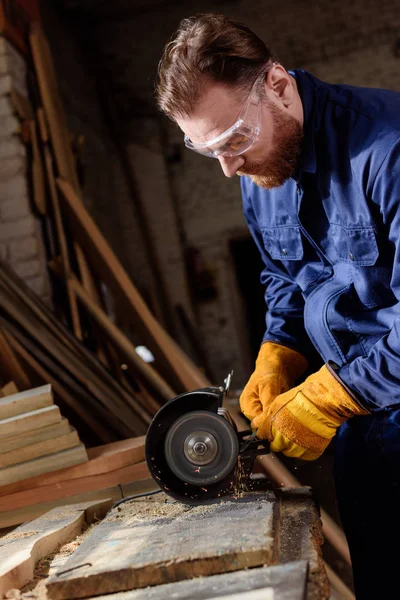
[237,101,303,189]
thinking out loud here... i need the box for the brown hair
[156,13,278,120]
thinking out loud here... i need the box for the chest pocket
[330,224,379,266]
[261,226,304,261]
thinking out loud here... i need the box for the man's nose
[218,155,245,177]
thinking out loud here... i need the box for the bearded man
[156,13,400,598]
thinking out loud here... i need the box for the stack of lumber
[0,384,88,487]
[0,22,209,449]
[0,436,149,528]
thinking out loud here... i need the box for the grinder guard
[145,376,270,505]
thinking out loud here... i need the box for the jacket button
[282,248,287,256]
[349,252,354,261]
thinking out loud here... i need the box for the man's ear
[264,65,294,108]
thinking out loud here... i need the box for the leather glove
[239,342,308,423]
[255,363,369,460]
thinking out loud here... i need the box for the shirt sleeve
[241,177,315,357]
[338,140,400,411]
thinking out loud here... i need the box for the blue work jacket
[241,69,400,412]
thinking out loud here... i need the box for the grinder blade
[164,410,239,486]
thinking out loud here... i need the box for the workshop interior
[0,1,399,599]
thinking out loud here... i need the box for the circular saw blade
[164,411,239,486]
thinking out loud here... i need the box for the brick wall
[0,35,51,302]
[51,0,400,386]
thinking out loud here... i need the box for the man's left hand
[252,364,369,460]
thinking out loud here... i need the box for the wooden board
[3,329,116,444]
[69,275,174,404]
[0,427,80,468]
[0,478,157,529]
[0,498,112,597]
[0,384,53,420]
[0,461,150,514]
[56,177,209,393]
[29,24,80,191]
[0,404,61,440]
[1,381,18,396]
[46,493,277,600]
[0,444,88,486]
[0,329,31,390]
[86,562,307,600]
[0,418,71,453]
[0,436,145,498]
[29,118,47,215]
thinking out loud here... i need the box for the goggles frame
[184,65,273,158]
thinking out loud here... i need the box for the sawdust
[0,530,39,545]
[106,500,192,524]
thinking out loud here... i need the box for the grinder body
[145,377,270,505]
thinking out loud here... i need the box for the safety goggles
[184,68,269,158]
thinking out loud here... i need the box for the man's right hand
[239,342,308,425]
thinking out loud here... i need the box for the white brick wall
[0,35,51,304]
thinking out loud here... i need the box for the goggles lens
[185,121,258,158]
[183,66,271,159]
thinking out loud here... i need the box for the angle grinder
[145,372,271,505]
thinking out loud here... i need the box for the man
[156,13,400,598]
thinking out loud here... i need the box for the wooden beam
[56,177,208,392]
[29,23,80,191]
[69,275,175,405]
[43,145,82,339]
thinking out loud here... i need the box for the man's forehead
[177,83,244,142]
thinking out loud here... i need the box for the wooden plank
[69,275,174,405]
[29,23,80,191]
[0,427,80,468]
[0,437,145,501]
[43,144,82,340]
[83,562,307,600]
[0,479,157,529]
[0,418,71,453]
[56,177,209,393]
[0,295,149,433]
[0,405,61,440]
[0,444,88,486]
[37,106,49,142]
[0,329,31,390]
[29,118,47,215]
[0,384,52,420]
[0,498,112,597]
[1,381,18,396]
[2,329,115,444]
[0,462,150,514]
[46,493,277,600]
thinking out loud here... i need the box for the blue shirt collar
[289,69,320,175]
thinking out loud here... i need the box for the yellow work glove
[239,342,308,424]
[255,364,369,460]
